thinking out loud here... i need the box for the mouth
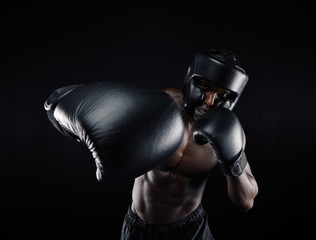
[197,104,211,114]
[193,105,210,121]
[196,107,207,114]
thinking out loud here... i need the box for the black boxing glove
[193,108,247,177]
[182,78,204,116]
[44,81,184,184]
[44,84,83,139]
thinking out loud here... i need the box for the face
[192,78,231,122]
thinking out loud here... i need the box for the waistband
[125,203,206,230]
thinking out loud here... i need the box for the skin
[131,79,259,225]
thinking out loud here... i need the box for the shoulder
[162,88,183,109]
[162,88,183,105]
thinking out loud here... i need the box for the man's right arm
[45,81,184,184]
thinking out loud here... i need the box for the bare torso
[131,88,218,225]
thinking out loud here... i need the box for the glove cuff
[218,150,247,177]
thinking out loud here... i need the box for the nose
[204,91,218,107]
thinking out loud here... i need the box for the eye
[195,79,210,91]
[200,83,209,91]
[217,92,229,100]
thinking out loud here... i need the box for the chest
[156,123,218,176]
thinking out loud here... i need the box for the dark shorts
[121,204,214,240]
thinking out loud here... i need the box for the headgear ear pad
[182,51,248,116]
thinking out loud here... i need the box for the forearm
[226,163,258,211]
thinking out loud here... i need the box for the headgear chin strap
[182,49,249,117]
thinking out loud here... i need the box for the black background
[1,2,315,239]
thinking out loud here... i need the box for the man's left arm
[226,130,258,211]
[193,108,258,211]
[227,162,258,211]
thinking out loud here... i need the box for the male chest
[157,126,218,176]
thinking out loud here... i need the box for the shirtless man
[44,47,258,240]
[121,48,258,239]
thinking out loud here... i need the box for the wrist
[218,150,247,178]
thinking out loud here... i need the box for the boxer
[44,47,258,240]
[121,48,258,239]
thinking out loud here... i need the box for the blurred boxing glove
[193,107,247,177]
[44,81,184,184]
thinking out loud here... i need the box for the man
[121,48,258,239]
[44,47,258,240]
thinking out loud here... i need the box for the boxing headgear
[182,48,249,117]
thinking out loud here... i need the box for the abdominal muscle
[131,167,208,225]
